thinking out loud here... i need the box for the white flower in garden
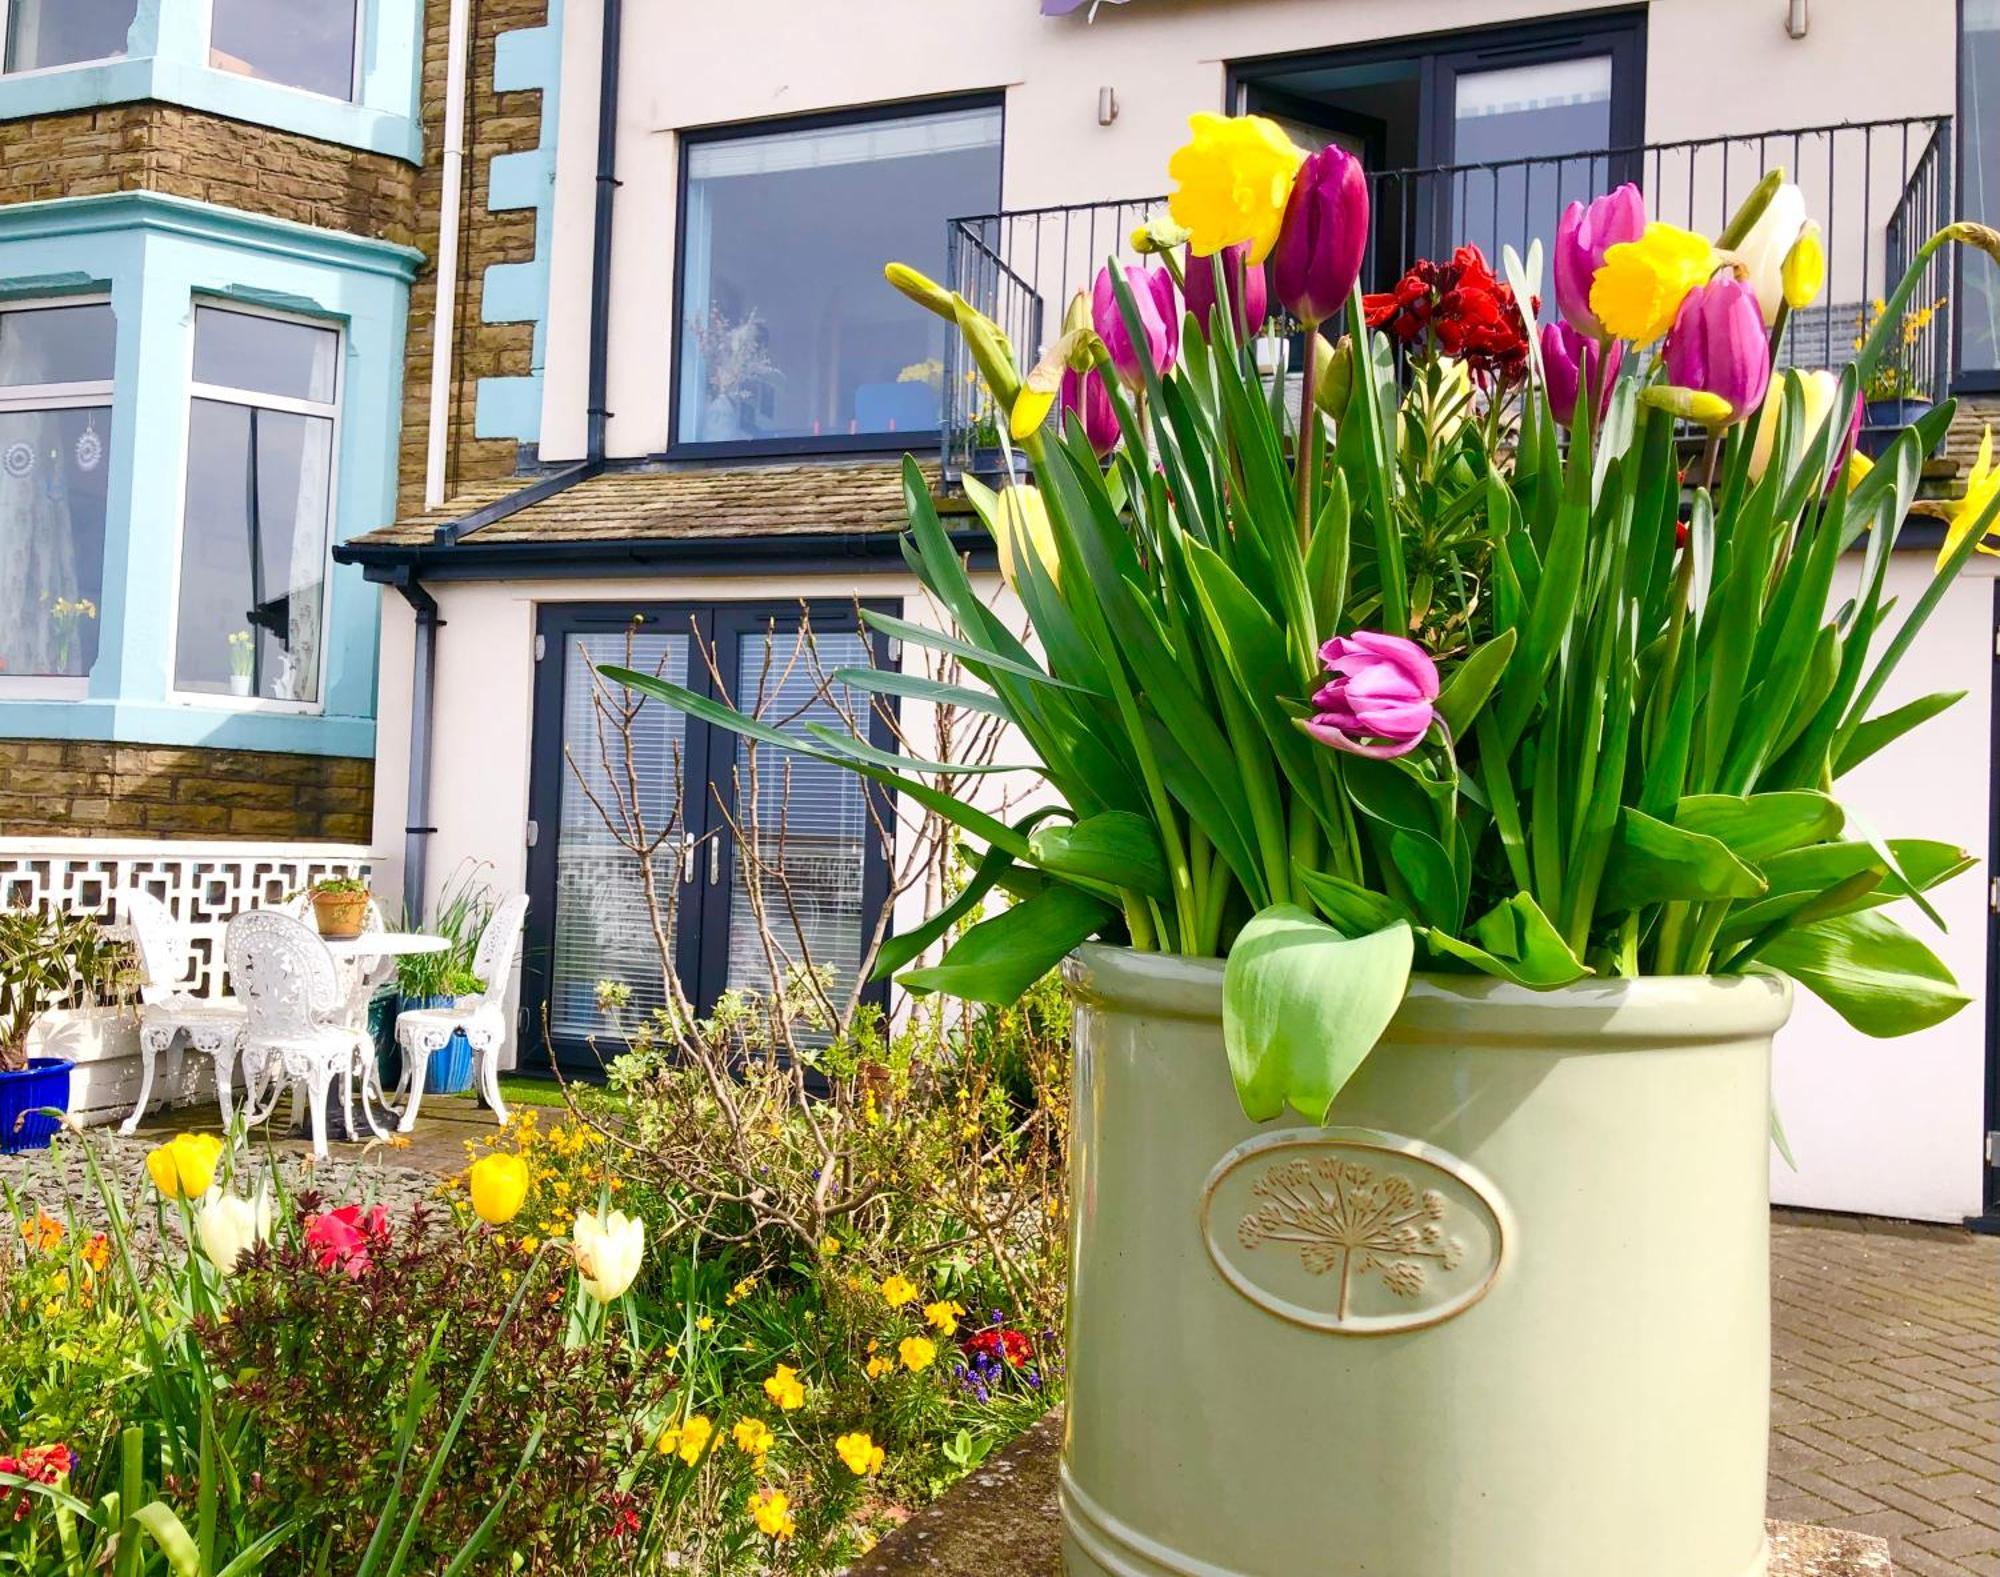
[572,1206,644,1302]
[196,1189,273,1275]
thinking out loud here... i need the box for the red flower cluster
[1363,246,1535,382]
[962,1326,1033,1368]
[303,1203,391,1279]
[0,1444,73,1521]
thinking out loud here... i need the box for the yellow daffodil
[467,1152,530,1226]
[763,1364,806,1411]
[923,1299,965,1336]
[1589,223,1716,344]
[194,1189,273,1276]
[1782,221,1825,312]
[145,1133,223,1200]
[657,1412,713,1465]
[993,487,1060,592]
[749,1487,795,1540]
[1166,113,1306,264]
[836,1431,886,1477]
[898,1335,937,1373]
[571,1206,644,1302]
[1938,428,2000,571]
[879,1274,918,1309]
[732,1418,776,1460]
[1843,450,1874,493]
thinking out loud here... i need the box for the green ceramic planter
[1060,946,1791,1577]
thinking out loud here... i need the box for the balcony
[942,116,1958,480]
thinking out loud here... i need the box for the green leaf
[1029,812,1170,903]
[858,608,1102,695]
[1294,867,1413,936]
[1222,906,1414,1123]
[1718,838,1973,941]
[1675,792,1843,863]
[1834,690,1966,776]
[829,666,1009,721]
[1760,910,1971,1037]
[874,834,1028,981]
[1599,807,1767,912]
[1423,892,1589,987]
[1434,628,1516,742]
[127,1504,202,1577]
[898,886,1114,1003]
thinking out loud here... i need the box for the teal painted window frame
[0,0,421,164]
[0,191,420,758]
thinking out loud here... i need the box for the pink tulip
[1304,633,1439,759]
[1540,320,1624,429]
[1271,144,1370,325]
[1182,241,1268,342]
[1662,278,1771,425]
[1553,183,1645,338]
[1058,364,1120,457]
[1092,262,1179,391]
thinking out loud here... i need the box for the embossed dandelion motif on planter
[1237,1157,1465,1320]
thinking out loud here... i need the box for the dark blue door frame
[1975,578,2000,1232]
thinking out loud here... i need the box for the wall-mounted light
[1098,87,1119,126]
[1786,0,1809,39]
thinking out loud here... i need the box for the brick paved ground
[1770,1214,2000,1575]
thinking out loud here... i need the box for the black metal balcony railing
[942,116,1955,478]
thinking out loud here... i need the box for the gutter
[349,527,996,582]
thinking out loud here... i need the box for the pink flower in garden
[1092,262,1179,390]
[1661,277,1771,425]
[304,1202,391,1279]
[1058,363,1120,457]
[1182,241,1268,342]
[1304,633,1439,759]
[1270,143,1371,325]
[1540,320,1624,429]
[1553,183,1646,337]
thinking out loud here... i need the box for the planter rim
[1,1056,76,1074]
[1065,943,1792,1046]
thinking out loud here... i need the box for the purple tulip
[1059,363,1120,458]
[1271,145,1370,325]
[1539,320,1624,429]
[1092,263,1179,391]
[1661,278,1772,424]
[1304,632,1438,759]
[1553,183,1645,338]
[1183,242,1269,343]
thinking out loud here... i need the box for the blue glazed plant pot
[401,995,475,1095]
[0,1057,73,1153]
[1859,397,1934,458]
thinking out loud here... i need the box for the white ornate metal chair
[117,889,248,1136]
[392,894,529,1132]
[224,910,382,1162]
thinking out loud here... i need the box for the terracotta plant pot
[311,889,371,940]
[1060,945,1791,1577]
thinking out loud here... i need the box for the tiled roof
[351,459,959,550]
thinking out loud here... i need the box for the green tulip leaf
[1294,867,1414,937]
[1029,812,1171,903]
[1600,807,1767,912]
[898,885,1115,1004]
[1833,690,1966,777]
[1674,792,1843,863]
[1422,892,1589,987]
[1222,905,1414,1123]
[1434,628,1517,742]
[1759,909,1970,1037]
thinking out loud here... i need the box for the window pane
[0,407,112,678]
[553,631,691,1045]
[677,105,1001,445]
[1452,56,1614,275]
[724,629,873,1032]
[208,0,357,100]
[5,0,135,72]
[174,398,333,701]
[193,307,338,403]
[0,304,116,387]
[1965,0,2000,375]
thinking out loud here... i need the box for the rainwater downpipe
[423,0,473,511]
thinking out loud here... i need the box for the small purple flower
[1182,242,1268,342]
[1554,184,1645,337]
[1661,277,1771,425]
[1304,632,1439,759]
[1058,364,1120,458]
[1540,320,1624,430]
[1092,263,1179,391]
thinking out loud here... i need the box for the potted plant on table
[305,877,371,940]
[1,905,128,1151]
[607,116,2000,1576]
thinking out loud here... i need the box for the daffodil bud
[1313,333,1354,421]
[1781,222,1825,311]
[883,263,959,322]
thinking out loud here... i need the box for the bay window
[673,100,1003,453]
[173,305,340,706]
[2,0,136,73]
[208,0,361,101]
[0,301,115,682]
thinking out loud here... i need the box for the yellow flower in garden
[836,1430,886,1477]
[866,1354,895,1380]
[467,1152,530,1226]
[923,1299,965,1336]
[696,1314,714,1332]
[819,1235,841,1257]
[21,1210,64,1253]
[879,1274,918,1309]
[763,1364,806,1411]
[1938,428,2000,570]
[1589,222,1716,344]
[993,486,1060,592]
[1166,112,1306,263]
[1843,451,1874,493]
[145,1133,223,1200]
[749,1487,795,1540]
[899,1336,937,1373]
[1782,221,1825,311]
[732,1418,776,1462]
[658,1412,713,1466]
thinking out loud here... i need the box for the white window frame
[0,295,116,702]
[165,297,344,717]
[199,0,366,105]
[0,0,136,78]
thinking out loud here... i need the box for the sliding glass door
[524,601,893,1071]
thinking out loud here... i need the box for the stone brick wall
[398,0,554,514]
[0,741,373,842]
[0,104,417,243]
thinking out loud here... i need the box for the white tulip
[1732,183,1808,327]
[196,1189,274,1276]
[571,1206,644,1302]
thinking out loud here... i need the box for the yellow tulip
[1781,222,1825,312]
[1166,113,1305,264]
[1938,427,2000,572]
[145,1133,223,1200]
[1747,369,1841,482]
[1589,223,1716,344]
[993,487,1061,592]
[1843,450,1874,493]
[468,1152,530,1226]
[571,1205,644,1301]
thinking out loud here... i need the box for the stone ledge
[851,1411,1893,1576]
